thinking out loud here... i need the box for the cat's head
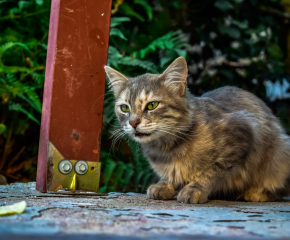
[104,57,191,144]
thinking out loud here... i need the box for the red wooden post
[36,0,112,192]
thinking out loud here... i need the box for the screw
[58,160,73,175]
[74,160,88,175]
[63,163,71,172]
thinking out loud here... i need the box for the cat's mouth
[135,131,151,138]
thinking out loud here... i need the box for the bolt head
[58,160,73,175]
[74,160,88,175]
[63,163,70,171]
[79,164,86,172]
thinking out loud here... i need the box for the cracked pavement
[1,182,290,240]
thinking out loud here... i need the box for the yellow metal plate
[47,142,101,193]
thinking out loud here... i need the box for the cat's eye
[147,101,159,110]
[121,104,130,112]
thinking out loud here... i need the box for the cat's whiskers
[112,131,126,145]
[111,128,123,134]
[116,132,127,149]
[110,128,127,154]
[110,133,126,153]
[111,131,122,147]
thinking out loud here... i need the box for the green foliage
[99,152,135,193]
[132,30,189,67]
[214,0,234,11]
[134,0,153,20]
[0,0,49,181]
[107,46,158,73]
[110,17,131,40]
[0,124,6,135]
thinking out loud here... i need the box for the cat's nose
[129,120,140,128]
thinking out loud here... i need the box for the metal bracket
[47,142,101,194]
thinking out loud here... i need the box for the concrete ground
[1,182,290,240]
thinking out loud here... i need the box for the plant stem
[0,9,48,20]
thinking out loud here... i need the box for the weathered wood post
[36,0,112,193]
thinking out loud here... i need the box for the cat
[104,57,290,203]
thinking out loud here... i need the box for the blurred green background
[0,0,290,192]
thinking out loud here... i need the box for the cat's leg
[147,181,178,200]
[244,188,276,202]
[177,162,237,204]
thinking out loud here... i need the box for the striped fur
[105,57,290,203]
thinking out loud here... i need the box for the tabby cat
[104,57,290,203]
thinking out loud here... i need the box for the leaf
[267,43,283,59]
[214,0,234,11]
[110,28,127,41]
[218,24,241,38]
[98,186,107,193]
[232,20,248,29]
[9,103,40,124]
[120,57,158,73]
[107,46,158,73]
[172,1,180,9]
[133,30,189,59]
[122,166,134,191]
[31,72,45,84]
[0,201,26,216]
[134,0,153,20]
[108,46,123,59]
[103,158,117,185]
[110,17,131,27]
[0,123,6,134]
[119,3,145,22]
[0,42,29,59]
[35,0,44,5]
[160,50,176,68]
[0,65,33,73]
[175,49,187,58]
[20,90,42,113]
[112,161,126,189]
[18,1,30,11]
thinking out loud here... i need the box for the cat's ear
[158,57,188,95]
[104,66,128,95]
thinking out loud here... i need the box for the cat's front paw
[147,182,177,200]
[177,185,208,204]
